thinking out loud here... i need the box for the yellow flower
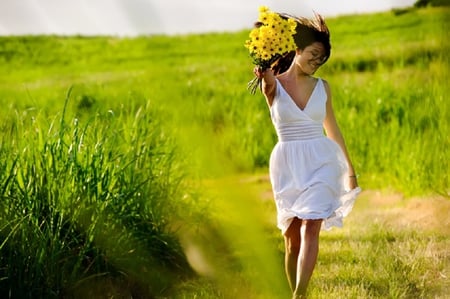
[258,6,269,13]
[266,13,277,25]
[250,28,259,38]
[259,12,269,23]
[288,18,297,31]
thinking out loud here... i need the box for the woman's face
[295,42,327,75]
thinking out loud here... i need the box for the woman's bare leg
[293,219,322,298]
[283,217,302,292]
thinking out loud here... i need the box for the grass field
[0,5,449,299]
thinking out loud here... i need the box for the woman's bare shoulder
[320,78,331,93]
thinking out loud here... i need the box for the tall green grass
[0,91,196,298]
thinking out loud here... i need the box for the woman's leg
[293,219,322,298]
[283,217,302,292]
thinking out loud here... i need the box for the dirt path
[357,189,450,235]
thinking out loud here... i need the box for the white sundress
[269,78,361,234]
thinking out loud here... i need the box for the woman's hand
[251,67,276,106]
[253,66,265,79]
[253,66,275,79]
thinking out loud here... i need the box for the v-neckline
[278,78,320,112]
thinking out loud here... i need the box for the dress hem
[277,187,361,234]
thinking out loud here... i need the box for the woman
[253,13,361,298]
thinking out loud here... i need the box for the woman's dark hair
[271,13,331,75]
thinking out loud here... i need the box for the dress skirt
[269,136,361,234]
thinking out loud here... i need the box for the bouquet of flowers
[244,6,297,94]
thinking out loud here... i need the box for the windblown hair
[271,12,331,75]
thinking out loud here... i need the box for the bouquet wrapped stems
[247,75,261,95]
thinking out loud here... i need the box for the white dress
[269,78,361,234]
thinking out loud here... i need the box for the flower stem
[247,76,262,95]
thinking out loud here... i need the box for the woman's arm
[254,67,277,107]
[322,80,359,189]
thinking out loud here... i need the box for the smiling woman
[251,8,361,298]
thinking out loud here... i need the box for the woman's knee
[284,218,302,253]
[301,219,322,241]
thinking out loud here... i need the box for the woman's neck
[285,66,311,81]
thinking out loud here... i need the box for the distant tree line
[414,0,450,7]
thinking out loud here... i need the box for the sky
[0,0,417,36]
